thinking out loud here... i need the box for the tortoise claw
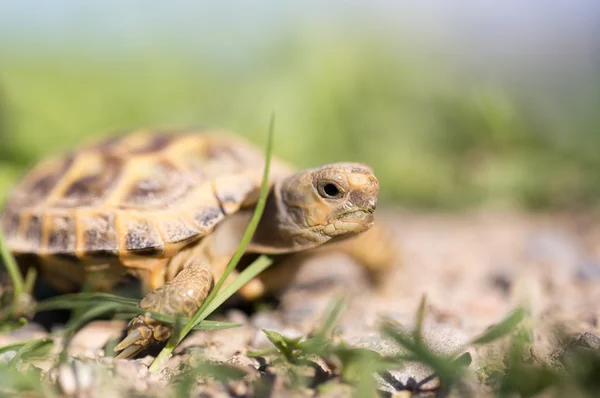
[114,329,144,352]
[115,344,144,360]
[114,264,214,358]
[114,314,171,359]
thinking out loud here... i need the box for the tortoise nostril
[369,200,377,212]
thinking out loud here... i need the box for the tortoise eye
[318,182,344,199]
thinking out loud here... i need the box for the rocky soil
[1,209,600,396]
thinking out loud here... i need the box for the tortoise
[1,129,394,358]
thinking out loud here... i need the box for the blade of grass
[66,276,96,325]
[0,226,24,302]
[414,352,473,390]
[381,319,459,382]
[9,337,53,368]
[0,341,28,355]
[149,114,276,372]
[196,255,273,318]
[168,315,184,347]
[0,365,48,395]
[191,320,242,331]
[247,347,279,358]
[37,296,240,330]
[413,294,427,345]
[112,312,241,331]
[62,302,121,334]
[185,115,276,331]
[23,267,37,296]
[313,295,347,338]
[35,292,139,312]
[58,302,121,363]
[0,317,28,332]
[470,307,526,345]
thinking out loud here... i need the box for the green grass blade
[61,302,120,335]
[108,312,240,331]
[0,226,24,301]
[0,317,28,332]
[413,294,427,344]
[36,295,240,331]
[58,302,120,363]
[9,337,54,368]
[22,267,37,296]
[381,319,458,383]
[176,360,248,396]
[298,337,332,355]
[313,295,347,338]
[196,255,273,319]
[168,315,184,347]
[0,365,48,395]
[470,307,526,345]
[0,341,28,355]
[184,114,276,334]
[192,320,242,331]
[65,277,96,325]
[247,347,279,358]
[35,292,139,312]
[149,114,276,372]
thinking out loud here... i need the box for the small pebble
[70,320,126,351]
[226,309,249,324]
[57,360,96,397]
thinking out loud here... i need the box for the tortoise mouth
[312,209,375,240]
[338,209,374,222]
[320,211,374,238]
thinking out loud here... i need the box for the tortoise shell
[1,130,293,264]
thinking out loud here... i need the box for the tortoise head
[275,162,379,248]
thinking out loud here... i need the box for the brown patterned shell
[1,130,293,264]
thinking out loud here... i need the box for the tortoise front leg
[114,263,214,359]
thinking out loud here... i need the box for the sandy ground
[2,209,600,396]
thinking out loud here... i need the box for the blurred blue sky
[1,1,598,122]
[1,1,598,57]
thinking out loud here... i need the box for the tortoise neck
[248,182,321,254]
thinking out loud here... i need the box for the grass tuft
[0,226,25,305]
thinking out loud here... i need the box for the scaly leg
[114,216,255,359]
[114,262,214,359]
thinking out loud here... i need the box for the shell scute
[192,206,225,232]
[213,172,261,214]
[46,214,76,254]
[11,156,74,209]
[24,213,43,252]
[2,210,20,241]
[58,155,123,207]
[158,217,200,246]
[122,217,165,256]
[122,159,194,209]
[127,133,174,155]
[80,212,119,257]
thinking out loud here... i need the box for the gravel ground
[2,209,600,396]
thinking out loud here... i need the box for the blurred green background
[1,2,599,210]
